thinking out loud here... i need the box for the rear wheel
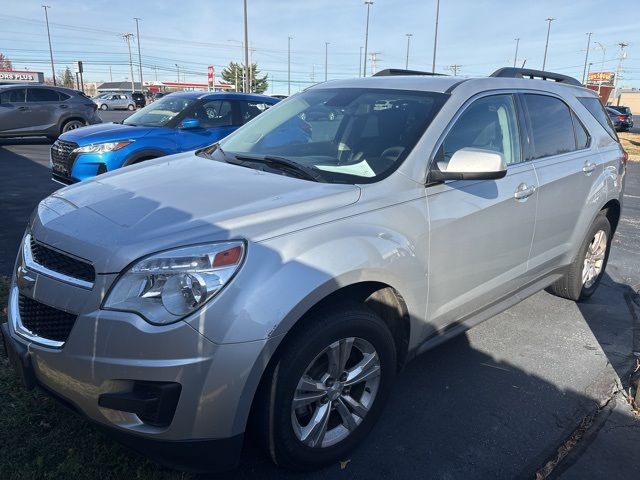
[61,119,85,133]
[547,213,612,301]
[254,304,396,470]
[100,104,108,111]
[127,104,135,111]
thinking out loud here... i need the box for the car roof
[167,91,278,103]
[0,83,81,94]
[312,74,597,99]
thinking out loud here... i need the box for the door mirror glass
[179,118,200,129]
[431,147,507,181]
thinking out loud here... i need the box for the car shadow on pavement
[199,273,640,480]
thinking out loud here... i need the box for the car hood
[59,122,159,145]
[31,153,361,273]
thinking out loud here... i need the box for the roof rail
[490,67,581,86]
[373,68,447,77]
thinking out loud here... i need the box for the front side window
[215,88,447,184]
[437,94,522,167]
[524,94,576,159]
[123,96,195,127]
[26,88,60,102]
[0,88,26,103]
[193,100,233,127]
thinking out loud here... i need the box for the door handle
[59,104,69,109]
[514,183,536,200]
[582,162,596,174]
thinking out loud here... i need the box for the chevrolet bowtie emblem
[16,266,36,290]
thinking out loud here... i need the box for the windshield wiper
[232,154,325,182]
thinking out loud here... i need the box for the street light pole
[513,38,520,68]
[359,46,363,77]
[134,18,143,92]
[363,1,373,77]
[288,36,292,95]
[594,41,606,96]
[122,33,135,93]
[324,42,329,81]
[542,17,554,70]
[582,32,592,84]
[432,0,440,73]
[405,33,412,69]
[243,0,250,93]
[42,5,56,85]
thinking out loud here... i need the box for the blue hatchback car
[50,92,278,184]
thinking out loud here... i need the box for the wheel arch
[600,198,621,234]
[122,148,168,167]
[58,115,87,134]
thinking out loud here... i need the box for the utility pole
[122,33,136,93]
[594,41,606,96]
[613,42,628,105]
[310,64,315,83]
[42,5,56,85]
[109,65,113,82]
[582,32,592,84]
[363,1,373,77]
[325,42,329,81]
[448,64,462,76]
[405,33,412,69]
[154,65,158,81]
[175,63,180,83]
[243,0,250,93]
[542,17,554,70]
[369,52,380,76]
[288,36,292,95]
[134,18,143,92]
[513,38,520,68]
[586,62,593,84]
[432,0,440,73]
[359,46,363,77]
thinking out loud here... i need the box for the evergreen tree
[58,67,75,88]
[221,61,268,93]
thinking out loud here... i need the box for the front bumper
[3,263,274,471]
[51,147,131,184]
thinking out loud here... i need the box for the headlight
[74,141,132,154]
[103,241,245,325]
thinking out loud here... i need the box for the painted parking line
[624,194,640,199]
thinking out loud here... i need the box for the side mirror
[179,118,201,130]
[431,147,507,181]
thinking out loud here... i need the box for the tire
[253,303,396,471]
[547,213,612,302]
[100,104,108,111]
[127,104,135,111]
[61,119,85,133]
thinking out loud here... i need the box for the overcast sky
[1,0,638,94]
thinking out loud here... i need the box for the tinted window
[240,101,272,124]
[27,88,61,102]
[524,94,575,159]
[123,96,194,127]
[578,97,617,139]
[572,112,590,149]
[0,88,26,103]
[58,92,71,101]
[438,94,521,166]
[194,100,233,127]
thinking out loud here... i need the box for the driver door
[426,93,538,330]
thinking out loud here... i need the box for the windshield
[216,88,447,183]
[123,96,194,127]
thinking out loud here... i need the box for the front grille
[30,237,95,283]
[18,295,77,343]
[50,140,78,178]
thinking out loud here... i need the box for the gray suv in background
[2,68,626,472]
[94,92,136,111]
[0,85,101,140]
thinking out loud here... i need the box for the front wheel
[254,304,396,470]
[547,213,612,301]
[127,104,135,111]
[100,104,108,111]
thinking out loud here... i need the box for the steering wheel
[379,146,405,163]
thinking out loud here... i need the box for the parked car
[131,92,146,109]
[606,106,633,131]
[3,68,626,473]
[50,92,278,184]
[152,91,168,101]
[608,105,632,116]
[271,94,288,99]
[0,84,101,140]
[95,93,136,111]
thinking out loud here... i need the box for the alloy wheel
[582,229,607,288]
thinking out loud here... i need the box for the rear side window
[240,101,272,124]
[196,100,233,127]
[578,97,617,139]
[0,88,26,103]
[524,94,575,159]
[27,88,61,102]
[572,112,590,149]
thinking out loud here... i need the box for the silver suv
[2,68,626,472]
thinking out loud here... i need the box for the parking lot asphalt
[0,125,639,478]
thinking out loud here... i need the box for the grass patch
[0,276,189,480]
[619,131,640,160]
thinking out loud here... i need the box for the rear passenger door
[522,93,597,275]
[426,93,538,330]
